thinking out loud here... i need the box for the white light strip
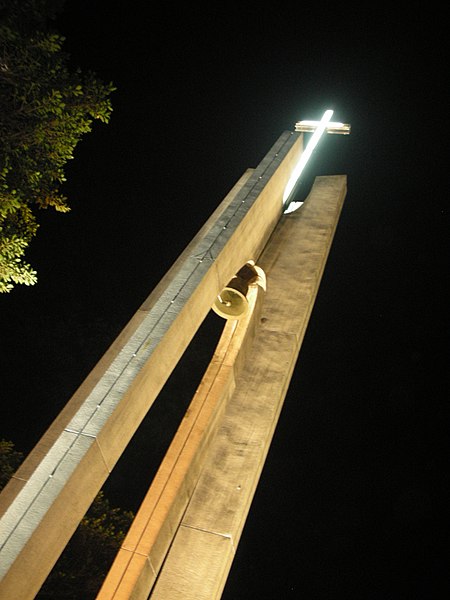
[283,109,334,205]
[295,119,351,135]
[297,119,346,129]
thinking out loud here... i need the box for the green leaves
[37,490,134,599]
[0,5,115,292]
[0,439,24,492]
[0,441,134,598]
[0,205,38,291]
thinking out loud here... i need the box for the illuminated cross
[295,118,351,135]
[283,109,350,213]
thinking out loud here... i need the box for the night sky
[1,3,448,598]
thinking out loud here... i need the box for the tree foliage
[0,0,115,292]
[0,438,23,490]
[0,439,134,599]
[37,490,134,599]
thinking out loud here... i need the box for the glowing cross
[283,109,350,213]
[295,119,351,135]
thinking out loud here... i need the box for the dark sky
[1,3,448,598]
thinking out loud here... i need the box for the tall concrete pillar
[0,120,347,598]
[147,175,347,599]
[1,131,305,599]
[95,175,346,599]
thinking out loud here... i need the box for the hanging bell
[212,262,266,320]
[212,274,249,320]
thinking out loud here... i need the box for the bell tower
[0,111,349,599]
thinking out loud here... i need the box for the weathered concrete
[96,282,265,599]
[0,131,304,599]
[148,175,347,599]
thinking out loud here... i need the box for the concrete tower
[0,111,349,599]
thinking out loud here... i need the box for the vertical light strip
[283,109,334,207]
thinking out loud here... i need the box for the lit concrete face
[96,283,265,599]
[92,176,347,600]
[0,131,304,599]
[149,175,347,600]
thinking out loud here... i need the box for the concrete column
[0,132,304,599]
[148,175,347,599]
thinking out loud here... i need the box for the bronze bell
[212,262,262,320]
